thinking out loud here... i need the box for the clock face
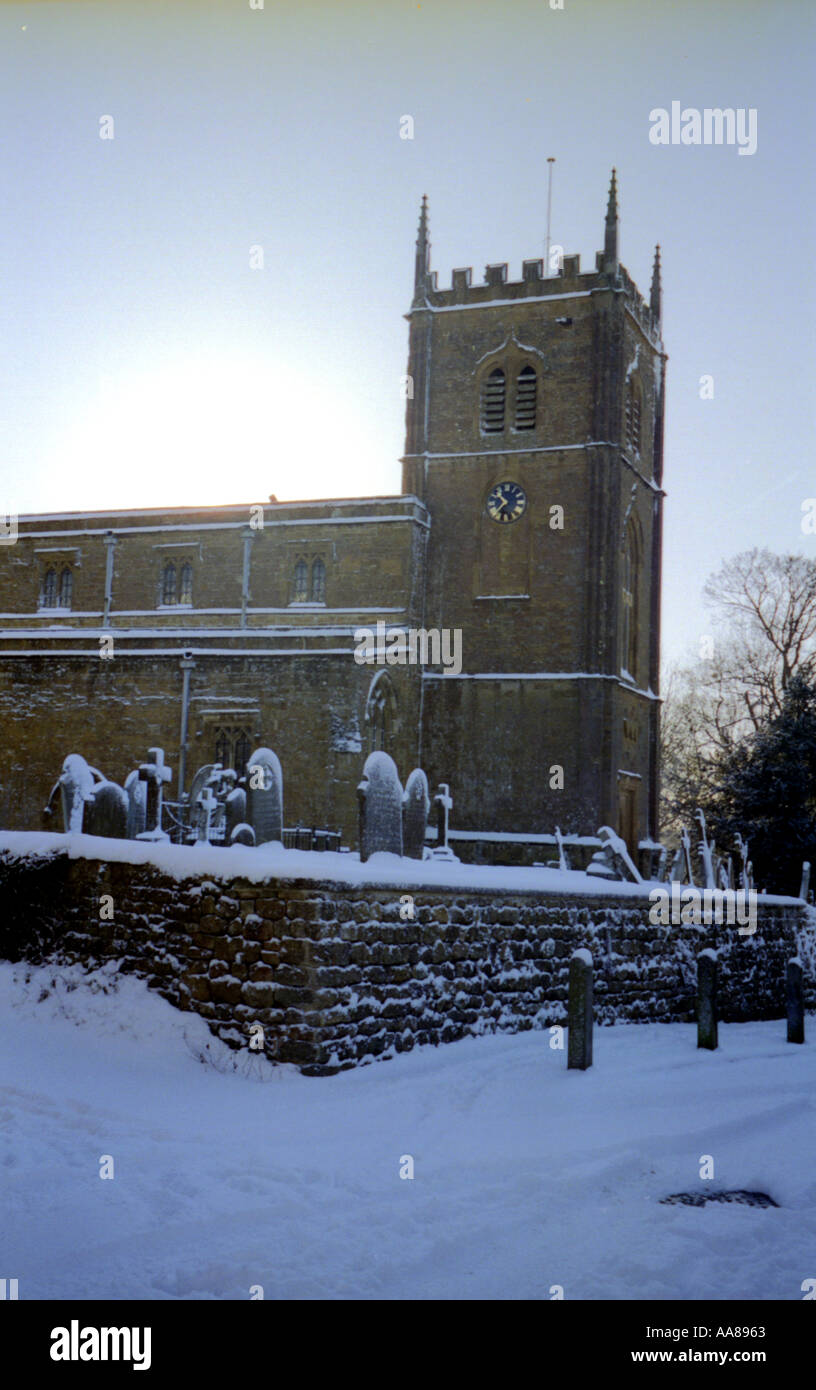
[486,480,527,524]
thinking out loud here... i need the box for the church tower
[402,174,666,862]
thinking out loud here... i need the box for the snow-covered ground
[1,959,813,1301]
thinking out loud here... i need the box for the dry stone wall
[0,845,810,1076]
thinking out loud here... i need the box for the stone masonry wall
[0,846,811,1076]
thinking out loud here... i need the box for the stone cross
[430,782,458,862]
[137,747,172,842]
[196,784,218,843]
[697,949,718,1050]
[800,861,811,902]
[787,958,805,1044]
[567,949,593,1070]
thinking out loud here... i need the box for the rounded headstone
[402,768,430,860]
[59,754,95,833]
[358,751,403,862]
[85,781,128,839]
[230,822,256,847]
[124,769,147,839]
[245,748,283,845]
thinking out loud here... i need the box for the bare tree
[703,549,816,722]
[661,548,816,839]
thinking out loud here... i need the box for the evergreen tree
[706,674,816,895]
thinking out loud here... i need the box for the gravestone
[245,747,283,845]
[800,861,811,902]
[85,781,128,839]
[58,754,96,833]
[230,822,256,847]
[402,768,430,860]
[695,808,716,889]
[567,949,593,1070]
[429,782,459,862]
[225,787,247,841]
[681,825,695,885]
[553,825,571,871]
[124,770,147,839]
[587,826,642,883]
[786,958,805,1044]
[136,747,172,843]
[697,949,718,1050]
[357,751,403,861]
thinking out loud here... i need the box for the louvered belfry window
[625,382,642,452]
[515,365,537,431]
[481,367,506,434]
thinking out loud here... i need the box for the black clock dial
[486,481,527,524]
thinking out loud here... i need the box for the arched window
[161,562,176,606]
[233,730,251,778]
[365,672,398,753]
[625,380,642,452]
[214,728,230,767]
[42,568,57,608]
[292,559,308,603]
[311,557,326,604]
[481,367,506,434]
[621,525,639,679]
[514,365,537,431]
[58,568,73,609]
[179,562,193,605]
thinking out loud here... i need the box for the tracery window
[311,557,326,604]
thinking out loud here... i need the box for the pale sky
[1,0,814,671]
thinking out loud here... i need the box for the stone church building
[0,173,666,864]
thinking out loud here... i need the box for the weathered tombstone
[246,747,283,845]
[695,808,716,889]
[681,825,695,885]
[697,949,718,1050]
[668,845,685,883]
[429,782,459,862]
[58,754,96,833]
[225,787,247,841]
[124,769,147,839]
[800,861,811,902]
[588,826,642,883]
[735,833,750,891]
[787,958,805,1044]
[85,780,128,839]
[402,768,430,860]
[567,949,593,1070]
[357,751,403,861]
[136,747,172,843]
[553,825,569,871]
[230,822,256,847]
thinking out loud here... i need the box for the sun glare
[47,355,390,513]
